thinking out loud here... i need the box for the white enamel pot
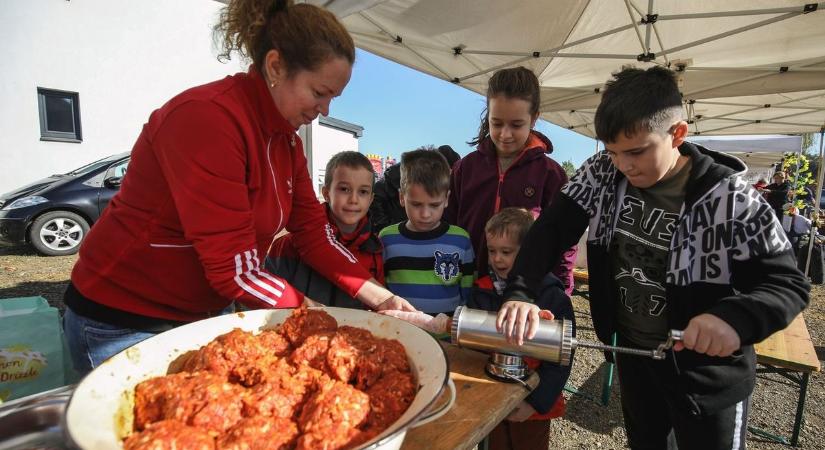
[63,307,455,449]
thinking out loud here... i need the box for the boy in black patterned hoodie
[499,67,809,449]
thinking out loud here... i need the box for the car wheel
[29,211,90,256]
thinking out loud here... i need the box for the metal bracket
[652,329,684,360]
[641,13,659,24]
[637,52,656,62]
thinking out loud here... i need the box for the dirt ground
[1,244,823,449]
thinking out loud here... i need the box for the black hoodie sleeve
[525,275,575,413]
[706,184,809,344]
[505,192,589,302]
[711,251,810,345]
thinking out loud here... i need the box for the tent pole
[644,0,654,51]
[623,0,646,51]
[804,130,825,277]
[657,4,825,21]
[662,12,800,55]
[793,145,801,202]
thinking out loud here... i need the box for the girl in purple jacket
[444,67,577,293]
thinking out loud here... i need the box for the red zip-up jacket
[70,68,370,322]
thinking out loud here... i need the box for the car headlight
[3,195,49,210]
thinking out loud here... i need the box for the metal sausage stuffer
[450,306,683,384]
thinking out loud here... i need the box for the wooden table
[753,313,821,446]
[402,343,539,450]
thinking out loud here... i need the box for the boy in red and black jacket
[268,152,383,308]
[471,208,574,450]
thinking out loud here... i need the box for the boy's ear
[671,121,689,148]
[398,191,405,207]
[321,186,331,203]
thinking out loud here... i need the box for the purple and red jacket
[444,130,576,293]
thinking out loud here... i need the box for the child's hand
[496,301,555,346]
[506,400,536,422]
[673,313,740,357]
[375,295,417,312]
[379,310,449,334]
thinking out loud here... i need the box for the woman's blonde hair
[215,0,355,76]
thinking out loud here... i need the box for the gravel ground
[1,244,823,449]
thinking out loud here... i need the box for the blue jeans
[62,308,157,376]
[62,304,236,376]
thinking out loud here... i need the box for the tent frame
[342,0,825,137]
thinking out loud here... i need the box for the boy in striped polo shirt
[379,148,475,314]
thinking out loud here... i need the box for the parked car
[0,152,130,256]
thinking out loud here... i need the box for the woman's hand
[356,278,416,311]
[375,295,417,312]
[379,310,449,334]
[496,301,555,345]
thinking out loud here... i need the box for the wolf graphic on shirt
[434,250,461,283]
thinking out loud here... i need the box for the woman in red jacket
[62,0,413,375]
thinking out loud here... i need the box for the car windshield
[65,153,128,176]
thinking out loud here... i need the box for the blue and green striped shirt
[379,221,476,313]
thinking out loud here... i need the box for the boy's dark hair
[400,147,450,196]
[595,66,684,143]
[485,207,535,245]
[470,66,540,146]
[324,151,375,189]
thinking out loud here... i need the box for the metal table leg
[601,334,617,406]
[791,372,810,447]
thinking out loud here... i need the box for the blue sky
[329,49,597,167]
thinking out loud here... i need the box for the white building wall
[309,119,361,196]
[0,0,244,194]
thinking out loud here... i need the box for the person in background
[797,184,816,216]
[781,202,812,250]
[752,178,767,192]
[62,0,413,375]
[370,162,405,232]
[764,171,791,218]
[473,208,574,450]
[380,149,475,314]
[370,144,461,232]
[502,66,809,449]
[437,144,461,170]
[268,151,383,308]
[444,67,577,295]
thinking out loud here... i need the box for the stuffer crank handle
[573,329,684,360]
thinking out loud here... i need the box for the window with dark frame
[37,88,82,142]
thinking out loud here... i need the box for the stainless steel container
[450,306,574,366]
[0,385,73,450]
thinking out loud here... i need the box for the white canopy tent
[308,0,825,138]
[300,0,825,274]
[690,135,803,181]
